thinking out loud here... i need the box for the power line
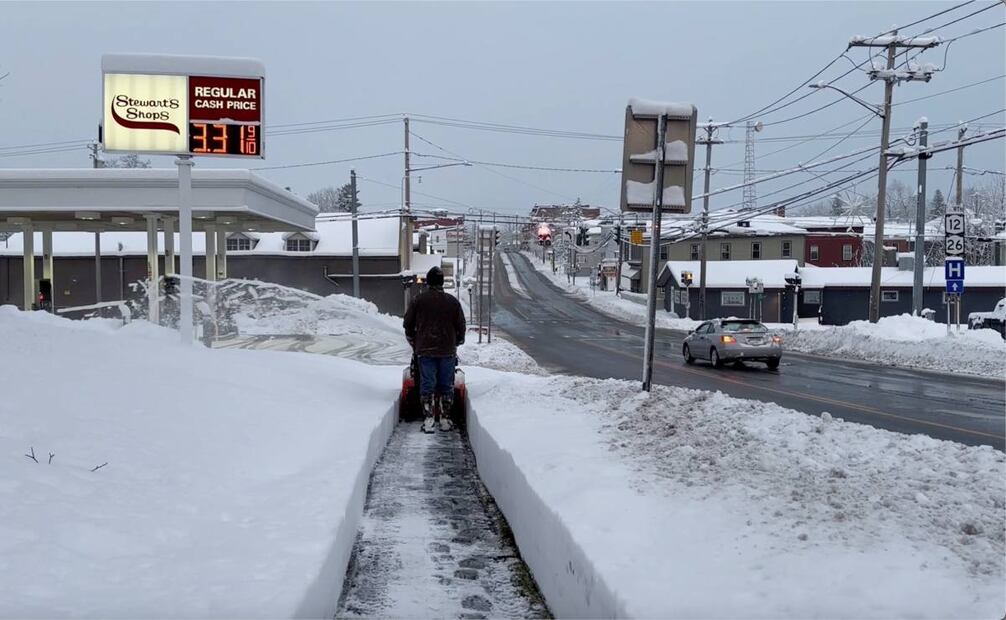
[251,152,402,171]
[413,152,619,174]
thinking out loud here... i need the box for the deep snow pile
[784,313,1006,379]
[465,368,1006,618]
[0,306,399,618]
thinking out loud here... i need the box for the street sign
[101,54,265,158]
[946,280,964,294]
[620,99,697,213]
[630,229,643,245]
[945,234,965,256]
[944,210,965,257]
[944,212,965,235]
[944,258,965,281]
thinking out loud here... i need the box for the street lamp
[809,83,883,118]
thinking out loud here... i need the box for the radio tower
[742,121,757,211]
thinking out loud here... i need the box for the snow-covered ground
[784,314,1006,379]
[516,252,1006,379]
[465,368,1006,618]
[0,306,399,618]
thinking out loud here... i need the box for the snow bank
[785,314,1006,379]
[465,370,1005,618]
[0,308,399,618]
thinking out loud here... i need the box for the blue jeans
[418,356,456,398]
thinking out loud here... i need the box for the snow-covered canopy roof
[0,215,400,257]
[658,260,800,289]
[0,169,317,233]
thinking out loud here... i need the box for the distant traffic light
[494,229,502,246]
[37,278,53,312]
[680,271,693,287]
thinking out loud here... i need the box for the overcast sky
[1,1,1003,217]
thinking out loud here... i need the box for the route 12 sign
[944,211,965,257]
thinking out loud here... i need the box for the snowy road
[496,251,1006,450]
[337,422,548,619]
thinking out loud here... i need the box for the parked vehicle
[682,318,782,370]
[968,298,1006,339]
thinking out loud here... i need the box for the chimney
[882,246,898,267]
[897,253,914,271]
[774,206,786,217]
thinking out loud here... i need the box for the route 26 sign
[944,212,965,257]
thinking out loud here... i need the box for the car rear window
[720,320,767,333]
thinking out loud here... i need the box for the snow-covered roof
[408,253,443,276]
[0,216,401,257]
[0,168,317,232]
[627,98,696,119]
[659,260,800,289]
[800,265,1006,289]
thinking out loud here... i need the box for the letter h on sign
[945,259,965,281]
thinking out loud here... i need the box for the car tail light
[772,335,783,344]
[720,335,737,344]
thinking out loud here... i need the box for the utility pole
[350,169,360,298]
[955,125,967,209]
[696,122,723,320]
[850,31,939,323]
[912,120,929,315]
[402,116,412,313]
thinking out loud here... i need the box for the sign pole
[642,113,667,392]
[176,155,194,344]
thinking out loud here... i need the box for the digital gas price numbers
[189,123,260,156]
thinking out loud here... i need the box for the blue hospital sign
[944,258,965,281]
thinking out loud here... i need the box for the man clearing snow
[404,266,466,433]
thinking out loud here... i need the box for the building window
[226,236,252,252]
[751,242,762,260]
[782,241,792,258]
[881,290,899,302]
[720,243,731,260]
[690,243,699,260]
[659,246,668,260]
[842,243,853,261]
[721,291,745,306]
[810,245,820,261]
[803,290,821,305]
[286,237,314,252]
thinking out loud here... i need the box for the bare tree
[307,183,359,213]
[106,154,152,168]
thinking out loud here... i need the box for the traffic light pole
[642,113,667,393]
[487,227,495,344]
[350,169,360,298]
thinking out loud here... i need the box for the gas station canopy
[0,168,317,232]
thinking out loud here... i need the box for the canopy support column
[146,215,160,325]
[215,229,227,280]
[21,220,34,311]
[42,230,53,312]
[163,217,176,276]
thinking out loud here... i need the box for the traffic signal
[680,271,693,287]
[576,226,588,246]
[494,229,502,247]
[614,225,622,243]
[37,279,53,312]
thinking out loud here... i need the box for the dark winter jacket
[403,287,466,357]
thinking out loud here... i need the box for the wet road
[494,251,1006,451]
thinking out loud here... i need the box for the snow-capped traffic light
[494,229,502,246]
